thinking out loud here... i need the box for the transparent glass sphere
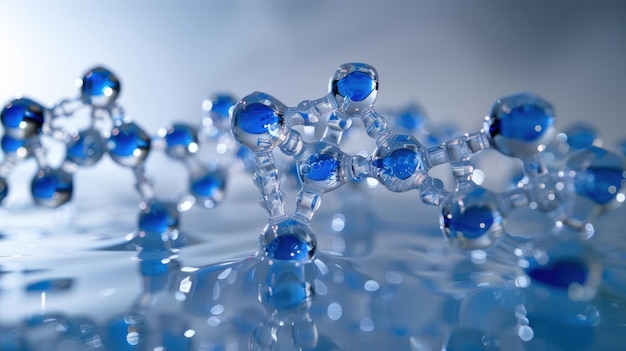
[1,97,46,139]
[230,92,288,152]
[79,66,121,109]
[329,62,378,115]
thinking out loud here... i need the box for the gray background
[1,0,625,147]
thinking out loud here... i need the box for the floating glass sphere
[1,134,33,159]
[485,93,555,159]
[330,63,378,114]
[189,168,226,208]
[203,93,237,130]
[138,200,180,235]
[66,128,105,166]
[261,219,316,261]
[30,167,73,208]
[80,66,121,108]
[563,123,599,151]
[372,134,425,192]
[0,97,45,139]
[230,92,288,152]
[299,143,349,191]
[164,123,199,159]
[107,122,151,167]
[567,146,625,212]
[441,187,504,249]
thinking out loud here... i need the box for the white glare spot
[103,87,113,97]
[608,185,617,194]
[471,250,487,264]
[364,280,380,292]
[366,178,379,188]
[188,142,199,153]
[534,125,542,132]
[537,144,546,152]
[216,143,227,154]
[179,276,192,293]
[75,79,83,87]
[218,268,232,280]
[518,325,534,341]
[133,149,142,157]
[157,128,167,138]
[514,248,523,257]
[314,279,328,295]
[303,125,315,136]
[175,291,186,301]
[207,316,220,326]
[16,147,27,158]
[359,318,375,332]
[385,271,403,284]
[471,169,485,185]
[556,182,564,191]
[515,275,530,288]
[126,332,139,345]
[617,193,625,202]
[184,329,196,338]
[331,213,346,232]
[327,302,343,321]
[181,266,199,272]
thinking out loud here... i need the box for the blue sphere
[107,122,151,167]
[31,168,73,208]
[1,134,32,159]
[576,166,624,204]
[266,234,313,261]
[486,93,555,158]
[80,66,121,108]
[138,201,179,235]
[204,94,236,129]
[527,258,588,290]
[190,169,226,207]
[1,98,45,139]
[373,147,418,180]
[564,124,598,150]
[66,129,105,166]
[235,102,281,135]
[265,272,312,310]
[333,71,377,102]
[443,205,495,239]
[165,123,198,159]
[302,153,339,181]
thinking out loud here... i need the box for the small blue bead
[190,171,225,199]
[66,129,105,166]
[489,94,554,142]
[374,148,418,180]
[209,94,236,123]
[334,71,376,101]
[80,67,120,106]
[138,201,179,234]
[108,122,151,157]
[303,153,339,181]
[236,103,281,135]
[565,124,598,150]
[576,166,624,204]
[444,205,495,239]
[396,106,426,131]
[266,234,312,261]
[31,168,73,207]
[165,124,196,149]
[266,277,309,310]
[527,259,588,290]
[1,98,45,137]
[1,134,26,155]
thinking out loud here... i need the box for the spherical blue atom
[107,122,151,167]
[527,259,588,290]
[1,134,31,159]
[490,102,554,142]
[302,153,339,181]
[266,234,314,261]
[235,102,282,135]
[333,71,377,102]
[564,124,598,150]
[66,129,105,166]
[204,94,236,129]
[265,272,311,310]
[80,66,121,108]
[374,148,418,180]
[576,167,624,204]
[138,201,179,235]
[1,98,45,139]
[190,170,226,206]
[31,168,73,208]
[444,205,496,239]
[165,123,198,159]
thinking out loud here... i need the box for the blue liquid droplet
[490,96,554,142]
[444,205,495,239]
[576,166,624,204]
[1,134,26,155]
[266,234,313,261]
[236,103,281,135]
[108,123,151,157]
[66,129,105,166]
[265,272,310,310]
[334,71,376,101]
[565,124,598,150]
[190,170,225,199]
[81,67,120,104]
[209,94,236,123]
[374,148,418,180]
[165,124,196,150]
[527,259,588,289]
[303,154,339,181]
[1,98,45,137]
